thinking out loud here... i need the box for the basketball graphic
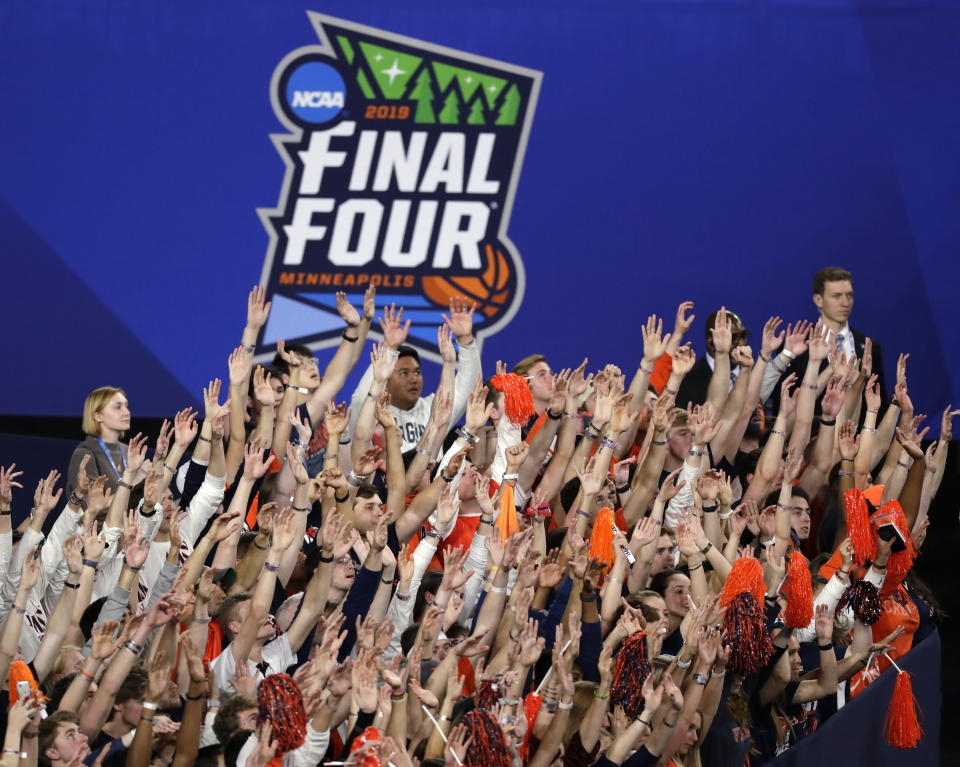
[421,244,514,323]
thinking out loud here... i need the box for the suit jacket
[676,357,720,409]
[774,328,887,414]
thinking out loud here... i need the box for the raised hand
[837,420,859,461]
[335,290,361,328]
[657,468,686,504]
[808,322,831,362]
[641,314,671,363]
[575,454,604,497]
[437,324,457,364]
[275,338,302,369]
[537,548,564,589]
[288,408,313,446]
[673,301,695,340]
[374,391,397,430]
[442,295,477,343]
[228,346,253,386]
[761,316,785,359]
[370,342,396,384]
[710,307,733,355]
[271,508,299,551]
[82,517,107,562]
[731,345,754,369]
[285,443,309,485]
[173,407,199,448]
[465,377,493,433]
[247,285,271,331]
[671,343,697,378]
[505,442,529,474]
[125,433,149,478]
[692,402,723,445]
[778,373,799,418]
[243,437,274,480]
[380,303,411,349]
[814,604,834,642]
[784,320,812,357]
[323,401,350,437]
[864,374,881,413]
[34,469,64,516]
[0,463,23,509]
[820,375,845,419]
[253,367,277,408]
[362,284,377,321]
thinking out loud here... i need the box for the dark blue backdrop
[3,1,959,429]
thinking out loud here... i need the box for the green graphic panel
[432,62,505,109]
[358,41,421,98]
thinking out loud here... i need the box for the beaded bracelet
[770,429,786,438]
[664,386,677,396]
[601,437,620,451]
[838,470,855,478]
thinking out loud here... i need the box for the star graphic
[374,54,383,61]
[465,76,473,83]
[382,59,407,85]
[488,85,498,92]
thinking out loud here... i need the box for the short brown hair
[81,386,125,436]
[511,354,546,377]
[812,267,852,296]
[39,710,79,765]
[213,694,258,744]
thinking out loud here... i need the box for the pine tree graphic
[437,89,461,124]
[410,67,436,123]
[466,96,486,125]
[495,83,520,126]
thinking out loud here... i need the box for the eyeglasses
[299,357,319,369]
[395,368,422,379]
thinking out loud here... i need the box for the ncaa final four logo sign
[256,12,542,360]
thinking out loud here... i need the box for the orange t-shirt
[849,584,919,697]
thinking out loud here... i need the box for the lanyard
[96,438,126,478]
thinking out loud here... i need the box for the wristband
[423,529,441,540]
[576,509,590,519]
[693,672,709,685]
[415,445,433,458]
[164,463,177,474]
[638,718,653,730]
[719,510,733,520]
[840,457,854,463]
[456,426,480,444]
[688,448,706,457]
[197,435,212,443]
[396,592,411,602]
[80,669,96,681]
[652,438,666,446]
[347,470,365,487]
[593,691,610,700]
[292,504,309,512]
[118,479,133,490]
[820,417,836,426]
[0,510,9,516]
[698,541,714,555]
[687,562,703,571]
[838,470,855,478]
[770,429,786,438]
[325,453,338,462]
[193,616,212,624]
[253,537,269,551]
[558,700,574,710]
[206,701,220,709]
[502,473,519,481]
[782,348,797,360]
[139,507,158,519]
[13,606,25,614]
[264,562,281,572]
[601,437,620,451]
[480,516,494,525]
[862,426,878,434]
[382,577,394,585]
[489,583,506,594]
[2,750,21,757]
[872,562,887,571]
[890,401,901,408]
[640,363,655,376]
[802,382,818,391]
[64,581,80,590]
[711,670,726,678]
[335,492,351,503]
[866,409,879,414]
[818,643,833,651]
[440,471,456,483]
[391,692,407,701]
[838,568,850,576]
[580,591,597,603]
[897,460,912,469]
[69,492,87,510]
[319,553,334,563]
[125,639,144,655]
[617,483,631,495]
[342,331,358,342]
[339,436,352,445]
[758,351,771,363]
[286,384,308,394]
[142,702,158,713]
[83,558,99,570]
[664,386,677,397]
[675,656,692,669]
[186,692,204,701]
[546,409,563,420]
[701,504,717,514]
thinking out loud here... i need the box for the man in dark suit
[675,309,749,409]
[762,266,886,410]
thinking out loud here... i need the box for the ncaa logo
[284,60,346,123]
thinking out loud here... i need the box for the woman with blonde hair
[65,386,132,496]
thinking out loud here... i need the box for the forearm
[32,573,79,682]
[125,715,154,767]
[854,412,879,479]
[899,461,926,529]
[706,355,731,410]
[171,681,205,767]
[58,654,101,713]
[788,361,821,454]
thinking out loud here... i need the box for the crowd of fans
[0,266,950,767]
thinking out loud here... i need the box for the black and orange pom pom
[257,673,308,754]
[722,592,774,676]
[463,708,511,767]
[611,630,651,718]
[837,577,883,625]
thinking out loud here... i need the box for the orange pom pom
[489,373,535,426]
[519,692,542,761]
[589,507,615,574]
[8,661,39,706]
[871,501,917,598]
[884,670,924,749]
[719,557,766,608]
[783,551,814,628]
[845,488,876,567]
[498,483,519,545]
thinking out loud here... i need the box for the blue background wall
[2,0,959,430]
